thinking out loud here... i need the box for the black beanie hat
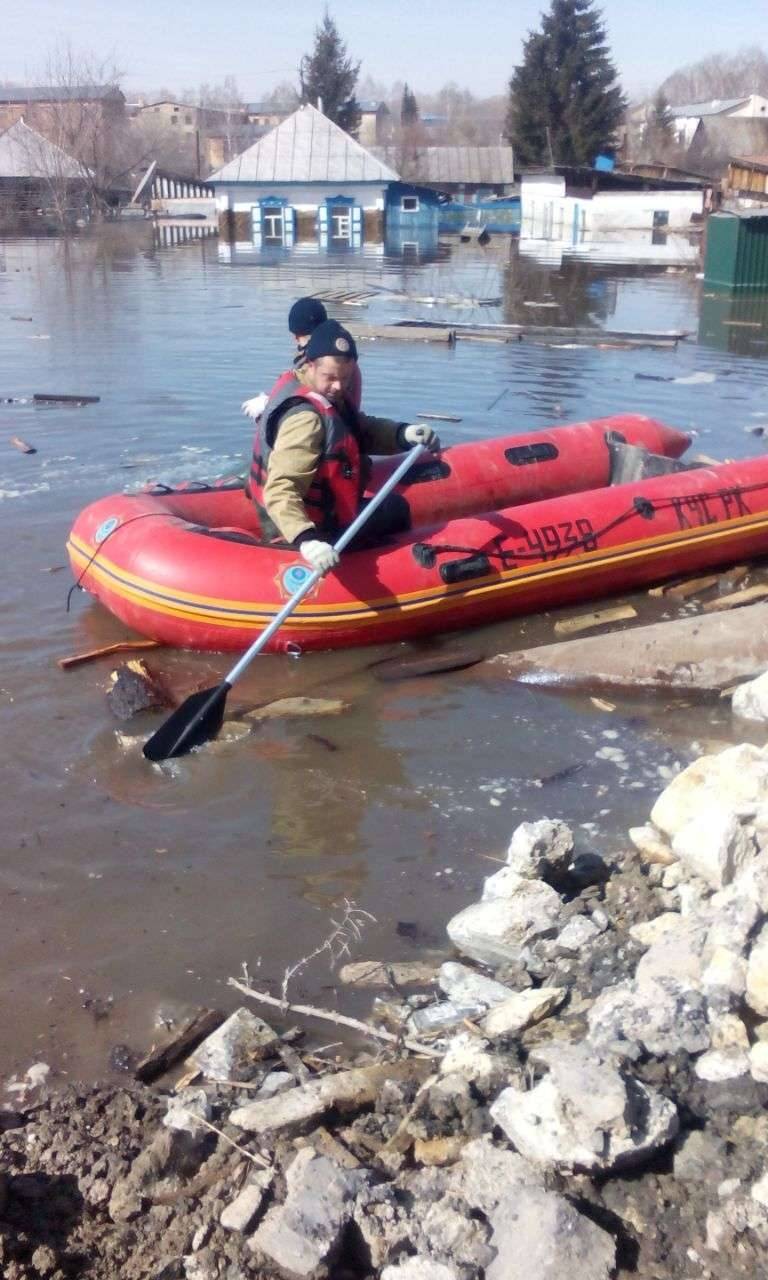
[288,297,327,336]
[304,319,358,363]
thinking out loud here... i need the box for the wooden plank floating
[416,413,463,422]
[554,604,638,636]
[34,392,101,405]
[134,1008,225,1084]
[352,324,457,344]
[58,639,162,670]
[349,321,681,349]
[702,585,768,613]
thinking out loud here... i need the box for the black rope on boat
[66,512,167,612]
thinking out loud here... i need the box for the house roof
[0,84,123,104]
[0,119,84,179]
[670,96,750,118]
[245,103,293,115]
[731,153,768,174]
[209,104,399,184]
[372,145,514,185]
[358,100,386,114]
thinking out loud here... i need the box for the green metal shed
[704,210,768,290]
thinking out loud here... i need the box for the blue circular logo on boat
[282,563,313,594]
[95,516,119,543]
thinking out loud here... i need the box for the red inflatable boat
[68,413,768,655]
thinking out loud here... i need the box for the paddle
[142,443,426,762]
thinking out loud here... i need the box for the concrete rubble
[7,741,768,1279]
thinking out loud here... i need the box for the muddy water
[2,226,768,1082]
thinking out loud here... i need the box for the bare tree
[660,45,768,105]
[22,46,135,216]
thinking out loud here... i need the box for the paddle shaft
[223,442,426,686]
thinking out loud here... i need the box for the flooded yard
[2,224,768,1081]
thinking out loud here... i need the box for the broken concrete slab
[250,1149,369,1277]
[746,924,768,1017]
[587,974,709,1059]
[481,987,566,1038]
[486,603,768,693]
[448,1136,544,1215]
[220,1171,272,1232]
[671,804,755,889]
[230,1059,431,1138]
[437,961,514,1008]
[381,1260,460,1280]
[651,744,768,841]
[187,1008,278,1082]
[628,823,677,866]
[446,880,563,968]
[486,1186,616,1280]
[733,671,768,723]
[490,1042,678,1174]
[505,819,573,879]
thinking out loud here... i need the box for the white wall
[730,94,768,119]
[215,182,388,213]
[521,178,703,240]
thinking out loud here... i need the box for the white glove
[241,392,269,421]
[403,422,441,452]
[300,539,340,575]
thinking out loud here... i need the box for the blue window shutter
[352,205,362,247]
[318,203,328,248]
[251,204,262,249]
[284,206,295,247]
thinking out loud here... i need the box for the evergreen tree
[299,9,361,137]
[647,90,675,153]
[401,84,419,126]
[506,0,626,167]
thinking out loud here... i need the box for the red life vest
[247,379,364,542]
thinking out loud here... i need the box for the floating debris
[9,436,36,454]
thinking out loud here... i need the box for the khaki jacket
[263,365,404,544]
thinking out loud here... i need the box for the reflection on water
[698,289,768,358]
[2,223,768,1080]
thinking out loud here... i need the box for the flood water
[2,224,768,1083]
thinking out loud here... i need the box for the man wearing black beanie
[247,318,439,573]
[241,296,361,421]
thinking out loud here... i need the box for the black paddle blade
[142,682,230,762]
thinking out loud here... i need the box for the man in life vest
[247,318,439,575]
[241,297,362,421]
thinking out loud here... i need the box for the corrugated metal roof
[0,119,84,180]
[209,104,399,184]
[670,96,750,118]
[371,145,514,185]
[0,84,122,104]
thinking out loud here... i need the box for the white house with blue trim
[209,104,399,250]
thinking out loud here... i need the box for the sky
[2,0,765,102]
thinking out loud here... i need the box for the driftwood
[134,1008,225,1084]
[58,639,162,670]
[228,978,441,1059]
[370,648,485,682]
[33,393,100,405]
[9,436,36,454]
[554,604,637,636]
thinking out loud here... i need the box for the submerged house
[0,118,88,215]
[371,144,518,232]
[209,104,399,249]
[521,166,708,237]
